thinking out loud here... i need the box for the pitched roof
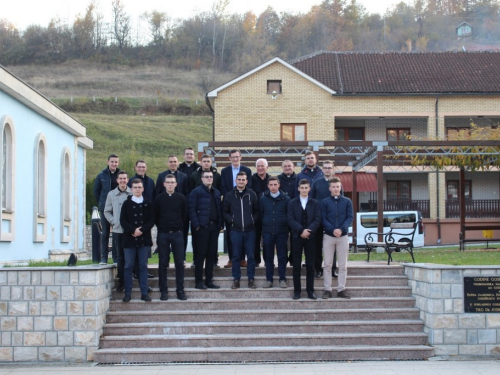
[289,51,500,95]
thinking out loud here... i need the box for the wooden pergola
[198,140,500,245]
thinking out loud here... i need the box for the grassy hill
[74,113,213,180]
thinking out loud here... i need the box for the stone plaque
[464,277,500,313]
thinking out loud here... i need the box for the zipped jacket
[321,195,354,237]
[103,186,132,233]
[222,188,259,232]
[259,190,290,235]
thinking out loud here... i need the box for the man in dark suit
[220,149,252,268]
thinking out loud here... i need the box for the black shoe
[302,263,306,268]
[307,292,317,300]
[116,285,124,292]
[148,273,155,279]
[177,290,187,300]
[123,294,131,302]
[231,279,240,289]
[337,290,351,299]
[148,286,152,293]
[205,283,220,289]
[160,291,168,301]
[133,274,138,279]
[141,294,152,302]
[195,283,208,290]
[248,279,256,289]
[333,270,338,278]
[314,272,322,279]
[293,292,301,300]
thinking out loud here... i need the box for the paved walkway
[1,358,500,375]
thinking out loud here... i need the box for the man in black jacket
[188,170,222,289]
[154,174,188,301]
[127,160,155,202]
[260,177,290,288]
[178,147,200,192]
[287,179,321,300]
[220,149,252,269]
[251,158,269,266]
[222,172,259,289]
[120,179,155,302]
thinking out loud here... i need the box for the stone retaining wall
[404,264,500,356]
[0,265,114,362]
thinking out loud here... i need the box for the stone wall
[0,265,114,362]
[404,264,500,356]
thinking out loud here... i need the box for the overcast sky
[3,0,403,31]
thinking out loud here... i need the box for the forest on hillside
[1,0,500,74]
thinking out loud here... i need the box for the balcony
[445,199,500,218]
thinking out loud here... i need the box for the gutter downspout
[435,96,441,244]
[205,94,215,141]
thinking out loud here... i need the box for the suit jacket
[220,164,252,196]
[155,170,189,197]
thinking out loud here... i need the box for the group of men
[93,148,353,302]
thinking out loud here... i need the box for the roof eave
[0,66,88,139]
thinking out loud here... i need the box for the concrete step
[138,264,406,277]
[105,307,421,324]
[109,297,417,312]
[93,344,434,363]
[122,275,410,288]
[103,319,426,336]
[114,286,412,300]
[99,332,429,349]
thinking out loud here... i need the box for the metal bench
[364,221,419,265]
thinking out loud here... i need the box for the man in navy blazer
[220,149,252,268]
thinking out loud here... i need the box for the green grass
[73,113,213,180]
[349,245,500,265]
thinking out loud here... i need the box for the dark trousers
[99,211,116,263]
[183,220,190,259]
[157,231,185,292]
[230,230,256,280]
[225,224,242,262]
[263,232,288,282]
[194,222,220,285]
[124,245,150,295]
[254,220,263,264]
[112,232,124,288]
[314,225,324,273]
[292,236,316,294]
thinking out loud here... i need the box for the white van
[356,211,425,248]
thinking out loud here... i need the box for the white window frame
[0,115,16,241]
[61,148,71,243]
[34,134,47,242]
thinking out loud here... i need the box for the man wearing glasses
[188,170,222,289]
[220,150,252,269]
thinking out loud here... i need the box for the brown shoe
[337,290,351,299]
[224,261,232,268]
[248,279,256,289]
[240,260,247,268]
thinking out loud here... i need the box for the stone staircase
[93,263,433,363]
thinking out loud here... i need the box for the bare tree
[111,0,131,54]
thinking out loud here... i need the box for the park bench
[459,224,500,251]
[364,221,420,265]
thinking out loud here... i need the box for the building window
[61,148,71,243]
[0,116,16,241]
[447,180,471,199]
[387,181,411,200]
[336,128,364,141]
[267,80,282,94]
[281,123,306,141]
[34,134,47,242]
[387,128,411,141]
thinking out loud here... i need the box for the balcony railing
[367,200,430,218]
[446,199,500,218]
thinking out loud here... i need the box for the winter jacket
[120,196,155,248]
[188,184,222,229]
[321,195,354,237]
[259,190,290,235]
[295,166,324,195]
[287,197,322,238]
[94,167,120,211]
[103,186,132,233]
[222,188,259,232]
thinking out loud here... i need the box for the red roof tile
[289,51,500,94]
[337,173,378,192]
